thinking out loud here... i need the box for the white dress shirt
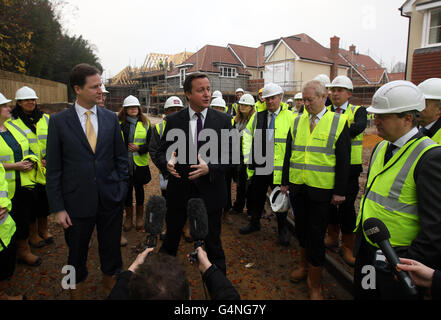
[189,107,207,146]
[267,106,281,128]
[425,120,437,130]
[333,101,349,113]
[309,106,327,126]
[390,127,419,156]
[75,102,98,136]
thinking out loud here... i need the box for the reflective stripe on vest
[133,121,149,167]
[359,137,438,247]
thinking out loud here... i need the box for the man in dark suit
[281,80,351,300]
[46,64,128,299]
[154,73,232,274]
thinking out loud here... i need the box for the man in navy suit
[154,73,232,274]
[46,64,128,299]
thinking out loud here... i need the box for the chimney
[330,36,340,81]
[349,44,356,54]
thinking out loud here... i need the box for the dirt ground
[3,119,382,300]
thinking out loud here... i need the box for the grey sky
[63,0,409,80]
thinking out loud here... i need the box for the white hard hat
[418,78,441,101]
[101,84,109,94]
[314,74,331,87]
[0,93,11,105]
[212,90,223,99]
[123,95,141,107]
[367,80,425,114]
[164,96,184,109]
[287,99,293,103]
[294,92,303,100]
[329,75,353,90]
[269,187,290,213]
[262,83,284,99]
[235,88,244,94]
[238,93,255,106]
[15,86,38,100]
[210,97,227,108]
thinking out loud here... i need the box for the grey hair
[303,80,327,97]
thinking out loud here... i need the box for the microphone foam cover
[363,217,391,244]
[144,196,166,234]
[187,198,209,240]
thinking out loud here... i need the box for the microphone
[144,195,167,249]
[187,198,209,263]
[363,217,418,296]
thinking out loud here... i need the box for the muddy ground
[3,118,381,300]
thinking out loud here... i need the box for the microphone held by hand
[187,198,208,264]
[144,196,167,249]
[363,217,419,296]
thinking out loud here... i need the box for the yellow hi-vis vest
[288,111,348,189]
[121,121,150,167]
[255,101,267,112]
[10,114,49,159]
[0,163,15,253]
[242,108,294,183]
[328,104,363,165]
[356,137,438,248]
[0,122,36,198]
[156,121,166,139]
[431,127,441,144]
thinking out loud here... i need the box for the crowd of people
[0,63,441,300]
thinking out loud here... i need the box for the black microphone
[187,198,208,263]
[363,217,418,296]
[144,196,166,249]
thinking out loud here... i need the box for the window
[264,44,274,57]
[220,67,237,78]
[429,9,441,45]
[179,68,186,88]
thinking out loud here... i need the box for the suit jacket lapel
[95,107,105,154]
[66,105,94,153]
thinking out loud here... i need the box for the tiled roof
[228,44,265,68]
[339,48,386,84]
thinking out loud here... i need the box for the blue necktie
[268,113,275,141]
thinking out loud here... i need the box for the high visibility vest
[288,111,348,189]
[255,101,267,112]
[243,108,294,183]
[121,121,150,167]
[431,127,441,144]
[356,137,438,248]
[232,103,239,115]
[10,114,49,159]
[156,120,166,139]
[0,164,15,253]
[328,104,363,165]
[0,122,36,198]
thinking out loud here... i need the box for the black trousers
[160,183,226,274]
[0,234,17,281]
[124,177,145,207]
[329,174,359,234]
[354,236,423,300]
[64,204,123,284]
[10,187,34,240]
[232,164,249,213]
[32,184,51,218]
[289,184,331,267]
[224,167,235,211]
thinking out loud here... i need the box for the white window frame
[179,68,186,88]
[422,7,441,48]
[219,67,237,78]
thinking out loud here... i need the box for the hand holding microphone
[363,217,419,296]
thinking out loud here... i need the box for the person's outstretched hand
[397,258,435,288]
[128,247,154,272]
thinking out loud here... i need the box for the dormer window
[220,67,237,78]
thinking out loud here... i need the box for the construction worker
[98,83,109,107]
[229,94,255,217]
[10,86,53,249]
[325,75,367,266]
[293,92,304,114]
[240,83,293,247]
[210,97,228,113]
[255,88,267,112]
[0,92,41,267]
[281,80,351,299]
[149,96,191,241]
[118,95,152,232]
[286,99,294,111]
[417,78,441,144]
[353,80,441,300]
[314,74,332,107]
[229,88,244,116]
